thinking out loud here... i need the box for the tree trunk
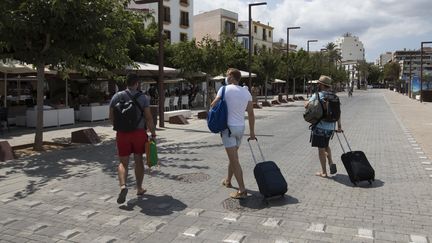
[264,75,268,102]
[292,77,296,98]
[33,63,45,151]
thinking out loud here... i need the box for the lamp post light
[134,0,165,127]
[285,26,300,99]
[307,39,318,53]
[304,40,317,97]
[420,41,432,103]
[248,2,267,89]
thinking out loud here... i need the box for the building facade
[335,33,366,88]
[193,8,238,42]
[393,48,432,81]
[128,0,193,43]
[237,21,274,53]
[377,52,393,68]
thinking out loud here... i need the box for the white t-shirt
[216,84,252,126]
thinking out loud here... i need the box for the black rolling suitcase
[336,132,375,186]
[248,139,287,198]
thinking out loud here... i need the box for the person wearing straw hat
[305,75,342,178]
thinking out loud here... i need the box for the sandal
[136,189,147,196]
[117,188,128,204]
[230,191,247,199]
[330,164,337,175]
[221,179,233,188]
[315,172,328,178]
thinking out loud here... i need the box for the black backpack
[321,92,340,122]
[113,90,144,132]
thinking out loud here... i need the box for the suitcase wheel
[368,180,372,185]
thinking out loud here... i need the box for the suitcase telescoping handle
[247,138,265,164]
[335,131,352,153]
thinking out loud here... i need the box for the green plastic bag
[146,141,158,168]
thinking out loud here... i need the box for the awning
[121,62,179,77]
[272,79,286,84]
[211,70,257,80]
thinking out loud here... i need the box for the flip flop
[230,191,247,199]
[330,164,337,174]
[117,188,128,204]
[315,172,328,178]
[136,189,147,196]
[221,179,233,188]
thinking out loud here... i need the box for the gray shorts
[221,126,245,148]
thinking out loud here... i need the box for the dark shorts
[116,129,148,157]
[311,127,334,148]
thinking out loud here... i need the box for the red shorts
[116,129,148,157]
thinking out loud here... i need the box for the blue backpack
[207,86,228,133]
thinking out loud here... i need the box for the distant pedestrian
[348,86,353,97]
[109,74,157,204]
[305,75,342,178]
[211,68,256,199]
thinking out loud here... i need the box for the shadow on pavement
[0,139,215,200]
[223,190,299,212]
[331,174,385,188]
[119,194,187,216]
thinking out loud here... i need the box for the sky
[193,0,432,62]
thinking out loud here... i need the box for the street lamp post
[420,41,432,103]
[409,51,413,98]
[307,39,318,53]
[248,2,267,89]
[134,0,165,127]
[305,40,317,97]
[286,26,300,99]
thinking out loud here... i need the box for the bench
[164,109,192,121]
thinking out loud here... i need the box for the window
[254,25,257,33]
[180,32,188,42]
[164,30,171,43]
[180,0,188,5]
[242,38,249,50]
[163,6,170,23]
[262,29,267,41]
[224,21,236,35]
[180,11,189,27]
[254,44,258,55]
[269,30,272,38]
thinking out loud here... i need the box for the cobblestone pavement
[1,89,431,243]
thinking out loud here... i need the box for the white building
[377,52,393,68]
[193,8,238,42]
[128,0,193,43]
[335,33,365,62]
[335,33,366,88]
[237,20,274,53]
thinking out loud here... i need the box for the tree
[253,49,281,102]
[368,65,382,84]
[169,39,203,79]
[0,0,137,150]
[383,62,401,85]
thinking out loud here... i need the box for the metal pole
[157,0,165,127]
[134,0,165,126]
[409,52,412,98]
[285,26,300,99]
[248,2,267,89]
[248,4,252,89]
[286,29,289,99]
[420,44,423,103]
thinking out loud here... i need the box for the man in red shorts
[109,74,156,204]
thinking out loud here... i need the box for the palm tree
[325,42,342,65]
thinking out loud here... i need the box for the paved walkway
[0,89,431,243]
